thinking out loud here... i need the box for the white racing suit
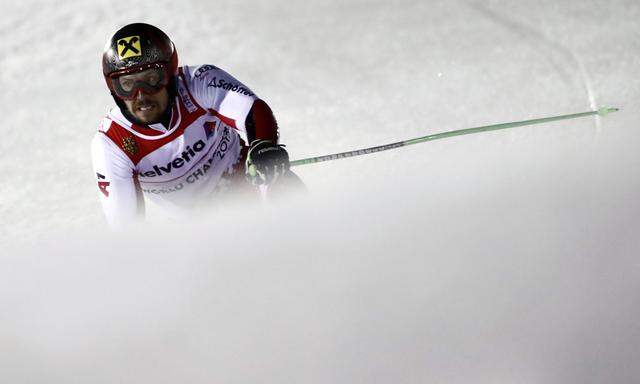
[91,64,259,227]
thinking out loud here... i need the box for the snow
[1,0,639,383]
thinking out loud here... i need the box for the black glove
[245,139,290,185]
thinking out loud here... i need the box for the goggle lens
[111,67,168,99]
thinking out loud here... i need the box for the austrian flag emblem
[96,173,110,197]
[122,136,140,156]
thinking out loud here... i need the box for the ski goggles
[110,64,170,100]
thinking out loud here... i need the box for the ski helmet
[102,23,178,98]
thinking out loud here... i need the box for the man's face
[123,87,170,124]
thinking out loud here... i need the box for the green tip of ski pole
[248,164,257,177]
[597,106,619,116]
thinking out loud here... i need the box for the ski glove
[245,139,290,185]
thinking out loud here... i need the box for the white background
[1,0,639,382]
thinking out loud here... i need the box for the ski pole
[290,107,619,167]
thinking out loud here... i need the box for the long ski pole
[290,107,619,167]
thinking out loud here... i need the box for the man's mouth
[136,103,156,112]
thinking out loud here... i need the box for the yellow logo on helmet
[116,36,142,59]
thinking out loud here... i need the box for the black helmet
[102,23,178,95]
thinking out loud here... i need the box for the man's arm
[243,99,290,185]
[91,133,144,227]
[245,99,279,143]
[183,65,290,185]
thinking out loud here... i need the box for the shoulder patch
[194,64,219,79]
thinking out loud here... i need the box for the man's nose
[135,90,147,100]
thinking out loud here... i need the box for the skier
[92,23,299,226]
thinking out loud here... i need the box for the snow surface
[1,0,639,383]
